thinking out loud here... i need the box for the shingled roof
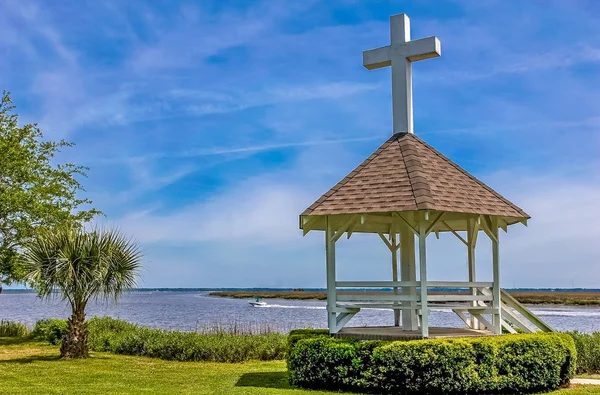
[301,133,529,219]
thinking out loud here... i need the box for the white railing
[332,281,553,334]
[334,281,496,309]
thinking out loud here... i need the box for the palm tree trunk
[60,308,88,358]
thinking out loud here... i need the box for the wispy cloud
[99,136,383,164]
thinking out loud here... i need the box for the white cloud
[113,182,311,245]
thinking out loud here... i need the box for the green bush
[288,333,576,394]
[0,320,29,337]
[31,319,68,345]
[86,317,287,363]
[287,328,329,353]
[568,331,600,374]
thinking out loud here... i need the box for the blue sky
[2,0,599,288]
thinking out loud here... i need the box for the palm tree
[23,227,142,358]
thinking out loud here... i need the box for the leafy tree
[0,91,100,291]
[23,227,142,358]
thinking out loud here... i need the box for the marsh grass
[0,320,29,338]
[87,317,288,363]
[569,331,600,374]
[195,321,294,335]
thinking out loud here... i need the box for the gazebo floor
[333,326,494,341]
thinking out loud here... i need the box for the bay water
[1,291,599,333]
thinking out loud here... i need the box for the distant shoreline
[209,290,600,306]
[5,288,600,306]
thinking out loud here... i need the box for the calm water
[1,291,599,333]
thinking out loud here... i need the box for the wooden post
[418,214,429,338]
[491,216,501,334]
[400,222,418,330]
[326,216,337,333]
[467,217,478,329]
[390,231,400,326]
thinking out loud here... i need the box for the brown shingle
[301,133,529,219]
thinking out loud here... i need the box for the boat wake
[531,309,600,317]
[259,304,326,310]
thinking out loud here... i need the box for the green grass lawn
[0,338,598,395]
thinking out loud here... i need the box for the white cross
[363,14,441,135]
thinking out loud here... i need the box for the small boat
[249,297,267,307]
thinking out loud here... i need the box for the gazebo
[300,14,551,339]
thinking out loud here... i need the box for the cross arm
[363,46,391,70]
[404,36,441,61]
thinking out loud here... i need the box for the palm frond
[22,226,142,310]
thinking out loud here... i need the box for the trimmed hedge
[287,328,329,352]
[288,333,576,394]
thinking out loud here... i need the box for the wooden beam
[479,215,498,243]
[491,216,501,334]
[400,219,418,331]
[337,294,421,302]
[334,312,357,332]
[378,232,393,251]
[326,217,337,333]
[302,216,320,236]
[331,215,359,243]
[426,281,493,287]
[467,217,478,329]
[501,321,518,334]
[394,212,419,236]
[428,295,492,302]
[501,306,535,333]
[425,212,444,236]
[499,218,508,233]
[390,226,400,327]
[346,219,358,239]
[418,215,429,338]
[471,314,493,331]
[441,220,468,246]
[469,218,479,246]
[454,310,471,328]
[501,290,553,332]
[336,281,420,287]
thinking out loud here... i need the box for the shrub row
[288,333,576,394]
[0,320,29,338]
[32,319,68,345]
[33,316,287,363]
[568,331,600,374]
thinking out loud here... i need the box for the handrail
[337,294,420,302]
[336,281,493,288]
[501,289,553,332]
[337,293,492,303]
[336,281,419,288]
[426,281,493,288]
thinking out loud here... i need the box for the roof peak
[301,133,529,219]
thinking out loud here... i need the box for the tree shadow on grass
[0,353,111,364]
[235,372,292,390]
[0,337,34,346]
[0,355,61,364]
[0,337,109,364]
